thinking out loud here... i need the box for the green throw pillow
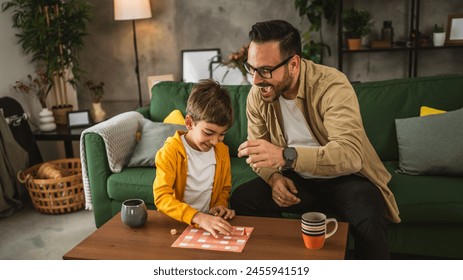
[395,107,463,176]
[128,119,186,167]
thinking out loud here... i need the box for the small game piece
[170,229,177,235]
[242,228,247,235]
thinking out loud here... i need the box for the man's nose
[252,72,263,85]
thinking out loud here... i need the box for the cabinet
[337,0,463,79]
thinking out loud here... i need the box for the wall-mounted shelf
[337,0,463,78]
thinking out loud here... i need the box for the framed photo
[445,14,463,45]
[181,48,220,83]
[67,110,92,128]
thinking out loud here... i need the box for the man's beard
[257,68,292,103]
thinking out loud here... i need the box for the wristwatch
[282,147,297,170]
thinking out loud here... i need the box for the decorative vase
[38,108,57,132]
[91,102,106,123]
[433,32,446,47]
[241,75,250,85]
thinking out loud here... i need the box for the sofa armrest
[80,111,144,216]
[83,133,113,227]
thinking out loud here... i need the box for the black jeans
[230,171,390,259]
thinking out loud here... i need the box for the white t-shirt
[181,134,216,212]
[279,96,335,179]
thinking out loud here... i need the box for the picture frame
[445,14,463,45]
[147,74,174,99]
[181,48,220,83]
[67,110,92,129]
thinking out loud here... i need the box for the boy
[153,79,235,238]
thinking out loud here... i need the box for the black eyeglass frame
[243,55,294,79]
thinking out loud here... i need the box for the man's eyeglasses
[243,55,294,79]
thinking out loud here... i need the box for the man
[230,19,400,259]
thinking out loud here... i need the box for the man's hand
[268,173,301,207]
[209,206,235,220]
[238,139,285,169]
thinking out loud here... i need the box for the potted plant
[432,24,446,47]
[13,69,57,131]
[294,0,338,64]
[2,0,91,124]
[342,7,373,50]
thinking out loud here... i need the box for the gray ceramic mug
[121,198,148,227]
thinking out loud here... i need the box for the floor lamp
[114,0,152,107]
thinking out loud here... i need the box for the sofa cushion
[128,119,186,167]
[107,167,156,204]
[420,106,446,116]
[395,107,463,176]
[354,75,463,161]
[150,82,192,122]
[163,109,185,125]
[383,161,463,224]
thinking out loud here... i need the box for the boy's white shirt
[181,134,216,213]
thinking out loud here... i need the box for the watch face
[284,147,297,160]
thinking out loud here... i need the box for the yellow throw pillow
[163,109,185,125]
[420,106,446,116]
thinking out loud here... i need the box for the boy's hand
[209,206,235,220]
[192,212,233,238]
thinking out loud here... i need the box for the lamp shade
[114,0,152,21]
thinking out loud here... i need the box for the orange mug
[301,212,338,250]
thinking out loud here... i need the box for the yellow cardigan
[153,131,232,225]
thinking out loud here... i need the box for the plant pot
[51,104,73,125]
[433,32,446,47]
[347,38,362,50]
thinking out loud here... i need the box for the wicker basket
[18,158,85,214]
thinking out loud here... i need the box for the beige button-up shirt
[246,59,400,223]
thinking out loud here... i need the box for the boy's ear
[184,114,194,130]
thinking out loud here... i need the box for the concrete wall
[76,0,462,109]
[77,0,311,108]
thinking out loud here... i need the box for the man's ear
[289,55,300,73]
[185,114,194,130]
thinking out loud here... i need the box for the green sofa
[82,75,463,259]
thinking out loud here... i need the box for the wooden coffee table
[63,210,348,260]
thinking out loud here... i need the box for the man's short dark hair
[248,19,302,58]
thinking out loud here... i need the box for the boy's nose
[210,137,218,145]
